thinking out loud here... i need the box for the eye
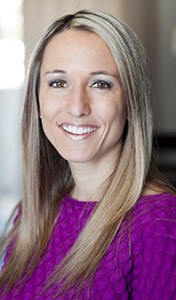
[91,80,112,90]
[48,79,67,88]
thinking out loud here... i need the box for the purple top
[2,192,176,299]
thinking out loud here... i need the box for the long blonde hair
[0,10,174,295]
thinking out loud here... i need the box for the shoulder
[129,193,176,298]
[131,192,176,253]
[132,192,176,226]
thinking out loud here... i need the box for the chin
[60,152,97,164]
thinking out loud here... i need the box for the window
[0,0,24,89]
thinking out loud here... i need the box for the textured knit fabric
[1,192,176,299]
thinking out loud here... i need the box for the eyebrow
[89,71,114,76]
[90,71,119,81]
[44,69,118,78]
[44,69,66,75]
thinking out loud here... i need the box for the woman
[0,10,176,299]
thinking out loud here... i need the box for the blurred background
[0,0,176,238]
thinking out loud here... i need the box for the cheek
[41,105,53,120]
[40,113,60,151]
[99,98,127,126]
[39,97,58,143]
[39,95,58,121]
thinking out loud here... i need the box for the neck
[69,154,118,202]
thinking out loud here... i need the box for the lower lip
[60,127,98,141]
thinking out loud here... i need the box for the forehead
[41,29,118,73]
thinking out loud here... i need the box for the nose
[66,87,91,118]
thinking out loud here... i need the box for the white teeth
[62,125,97,135]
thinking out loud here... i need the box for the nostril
[66,95,91,117]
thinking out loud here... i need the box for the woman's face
[39,29,127,166]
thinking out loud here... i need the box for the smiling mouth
[59,124,99,139]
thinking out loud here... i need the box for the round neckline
[63,192,171,207]
[63,194,97,207]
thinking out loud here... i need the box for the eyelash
[47,79,113,90]
[48,79,67,88]
[91,80,112,90]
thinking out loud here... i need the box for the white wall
[0,89,22,235]
[0,90,22,196]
